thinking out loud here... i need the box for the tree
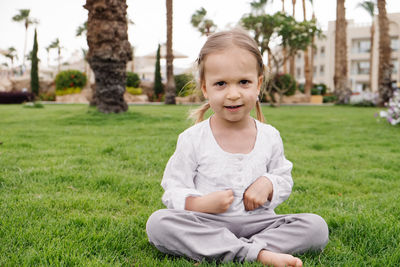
[377,0,393,106]
[165,0,176,104]
[49,38,63,73]
[334,0,351,104]
[76,21,87,37]
[190,7,217,36]
[281,0,287,74]
[308,0,317,96]
[289,0,297,77]
[30,29,39,97]
[84,0,132,113]
[153,44,163,100]
[242,12,321,106]
[357,1,376,91]
[12,9,38,69]
[5,47,18,74]
[250,0,269,15]
[302,0,312,97]
[76,23,91,89]
[45,46,51,67]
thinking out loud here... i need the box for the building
[290,12,400,93]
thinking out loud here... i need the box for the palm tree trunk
[377,0,393,106]
[84,0,132,113]
[302,0,312,97]
[23,24,28,70]
[310,12,316,91]
[57,48,61,73]
[369,21,375,91]
[334,0,351,103]
[165,0,176,104]
[289,0,296,77]
[281,0,288,74]
[131,46,135,73]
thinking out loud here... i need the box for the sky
[1,0,400,69]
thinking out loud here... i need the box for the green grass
[0,104,399,266]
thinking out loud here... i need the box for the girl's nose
[227,86,240,100]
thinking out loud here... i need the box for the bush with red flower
[55,70,87,96]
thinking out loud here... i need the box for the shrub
[55,70,87,92]
[272,73,297,96]
[174,73,196,97]
[323,95,337,103]
[23,102,44,108]
[126,72,140,88]
[55,87,82,96]
[312,83,327,95]
[126,87,143,95]
[350,92,378,106]
[379,90,400,125]
[39,92,56,101]
[0,92,34,104]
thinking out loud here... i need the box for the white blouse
[161,118,293,216]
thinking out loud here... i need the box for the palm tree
[289,0,296,77]
[282,0,287,74]
[309,0,316,91]
[12,9,38,69]
[190,7,217,36]
[76,21,87,37]
[45,46,51,67]
[49,38,63,73]
[5,47,18,74]
[76,22,91,89]
[84,0,132,113]
[302,0,312,97]
[250,0,269,15]
[334,0,351,103]
[165,0,176,104]
[357,1,376,91]
[377,0,392,106]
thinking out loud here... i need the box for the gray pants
[146,209,329,262]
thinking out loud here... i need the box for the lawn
[0,104,399,266]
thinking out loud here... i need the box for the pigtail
[189,102,211,124]
[255,101,265,123]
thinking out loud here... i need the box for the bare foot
[257,250,303,267]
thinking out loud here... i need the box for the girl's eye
[240,80,250,86]
[215,81,226,87]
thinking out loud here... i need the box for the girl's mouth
[224,105,244,110]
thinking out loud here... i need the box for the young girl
[146,29,328,267]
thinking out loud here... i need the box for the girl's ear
[257,75,263,93]
[201,82,208,99]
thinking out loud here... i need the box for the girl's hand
[185,189,234,214]
[243,176,273,211]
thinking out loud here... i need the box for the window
[296,53,302,62]
[355,83,369,93]
[352,61,370,75]
[391,38,399,51]
[320,65,325,76]
[297,67,302,78]
[320,46,325,57]
[352,39,371,53]
[313,66,317,77]
[392,59,398,74]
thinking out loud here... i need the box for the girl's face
[201,46,262,125]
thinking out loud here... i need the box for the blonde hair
[191,28,266,123]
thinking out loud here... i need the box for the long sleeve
[262,129,293,209]
[161,133,202,210]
